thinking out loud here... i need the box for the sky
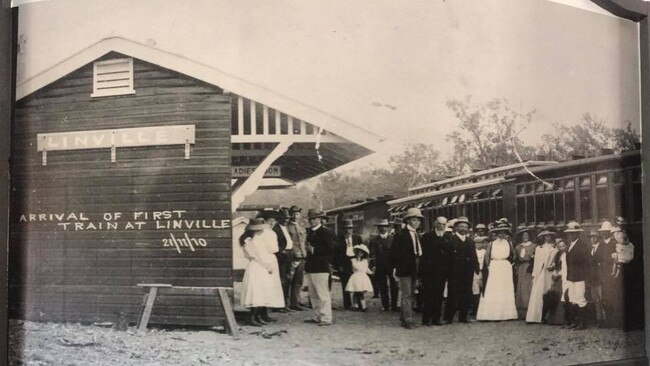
[16,0,641,173]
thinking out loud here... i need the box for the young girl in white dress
[345,244,374,311]
[240,218,285,326]
[526,230,559,323]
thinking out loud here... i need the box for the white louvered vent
[91,58,135,97]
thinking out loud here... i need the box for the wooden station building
[10,37,382,327]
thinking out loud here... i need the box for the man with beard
[369,219,398,312]
[391,208,425,329]
[444,217,480,324]
[333,220,363,310]
[419,216,452,326]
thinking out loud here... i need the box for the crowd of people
[237,205,643,331]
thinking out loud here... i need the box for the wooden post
[137,286,158,334]
[218,288,240,339]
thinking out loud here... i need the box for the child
[607,226,634,329]
[345,244,374,311]
[471,236,487,316]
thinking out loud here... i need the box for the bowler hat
[375,219,390,226]
[403,208,424,220]
[289,205,302,213]
[246,218,269,231]
[587,229,601,237]
[564,221,584,233]
[307,209,326,219]
[475,223,487,230]
[278,208,291,219]
[342,219,355,228]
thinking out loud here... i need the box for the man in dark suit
[586,228,607,327]
[274,208,296,312]
[333,219,363,310]
[564,221,591,330]
[304,209,335,326]
[369,219,397,312]
[420,216,452,326]
[444,217,480,324]
[391,208,424,329]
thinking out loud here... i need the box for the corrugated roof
[388,178,504,206]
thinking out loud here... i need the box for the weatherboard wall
[9,53,232,326]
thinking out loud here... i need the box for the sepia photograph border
[0,1,649,365]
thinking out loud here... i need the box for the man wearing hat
[333,219,363,310]
[304,209,335,326]
[287,206,308,311]
[369,218,398,312]
[564,221,591,330]
[444,216,480,324]
[274,208,297,312]
[419,216,452,326]
[474,223,488,238]
[391,208,425,329]
[587,227,608,327]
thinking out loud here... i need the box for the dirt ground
[8,284,646,366]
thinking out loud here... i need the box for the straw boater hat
[375,219,390,226]
[598,220,613,232]
[475,223,487,230]
[246,218,269,231]
[353,244,370,254]
[342,219,355,228]
[454,216,470,227]
[564,221,584,233]
[537,228,556,239]
[307,209,326,219]
[403,208,424,220]
[258,208,279,220]
[289,205,302,213]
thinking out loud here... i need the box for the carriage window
[517,196,526,225]
[526,195,535,225]
[565,189,576,221]
[554,193,564,224]
[596,174,609,222]
[544,193,555,223]
[535,194,544,224]
[579,177,593,223]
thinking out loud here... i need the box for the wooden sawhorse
[136,283,240,339]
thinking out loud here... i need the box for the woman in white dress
[240,218,285,326]
[526,229,559,323]
[477,221,518,321]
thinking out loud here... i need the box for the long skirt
[545,279,565,325]
[526,270,553,323]
[477,260,518,321]
[515,261,533,318]
[241,259,285,309]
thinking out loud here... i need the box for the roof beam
[231,133,345,144]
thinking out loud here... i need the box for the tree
[537,114,640,161]
[387,143,445,188]
[444,96,537,174]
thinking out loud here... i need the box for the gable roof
[15,36,384,152]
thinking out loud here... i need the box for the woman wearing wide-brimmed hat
[514,228,537,319]
[526,228,559,323]
[476,220,517,321]
[240,218,286,326]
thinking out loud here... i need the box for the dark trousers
[375,269,398,310]
[444,272,473,322]
[276,251,293,307]
[339,270,352,309]
[421,276,446,325]
[289,260,305,307]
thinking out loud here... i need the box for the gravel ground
[8,284,646,366]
